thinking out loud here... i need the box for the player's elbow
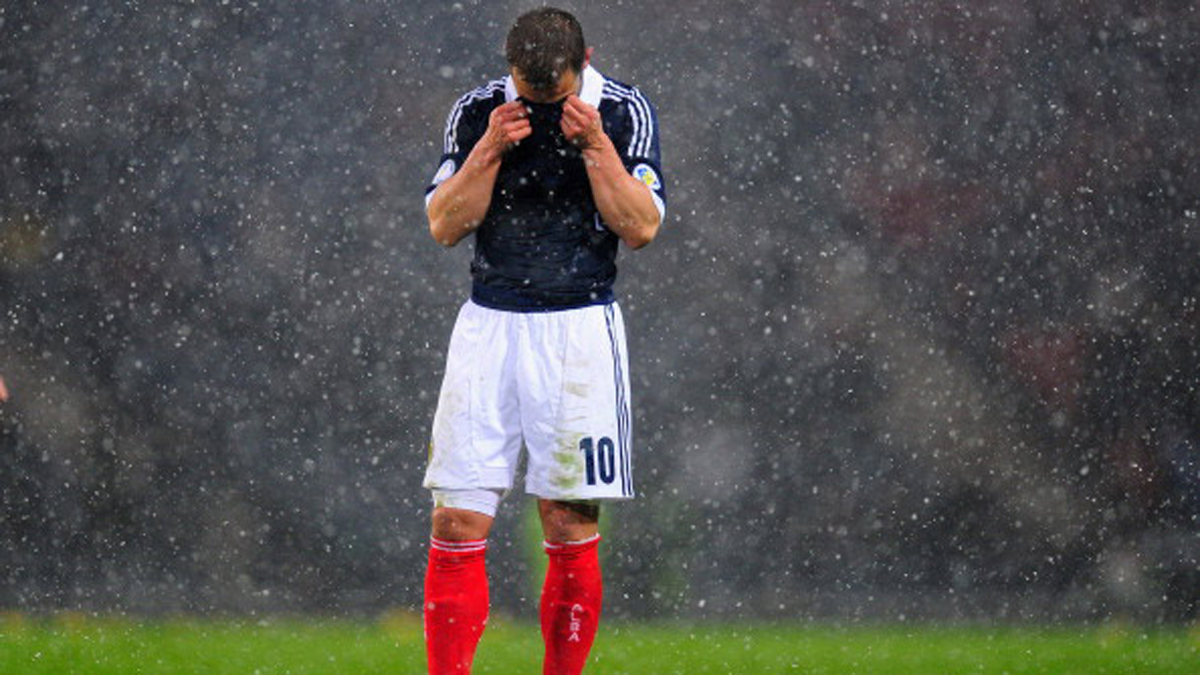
[428,215,462,248]
[623,233,652,250]
[622,222,658,250]
[426,190,461,247]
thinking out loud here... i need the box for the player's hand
[482,101,532,156]
[560,95,606,150]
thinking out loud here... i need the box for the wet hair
[504,7,586,91]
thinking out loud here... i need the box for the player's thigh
[522,303,633,501]
[425,301,523,492]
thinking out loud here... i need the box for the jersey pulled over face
[426,66,667,311]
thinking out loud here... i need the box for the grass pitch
[0,612,1196,674]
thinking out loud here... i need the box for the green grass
[0,612,1196,674]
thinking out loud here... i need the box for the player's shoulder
[599,74,656,113]
[598,74,658,143]
[598,73,658,158]
[447,76,508,118]
[441,77,507,153]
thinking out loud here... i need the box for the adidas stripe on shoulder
[443,79,505,154]
[601,81,655,159]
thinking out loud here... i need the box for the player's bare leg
[425,506,495,675]
[538,499,602,675]
[431,507,494,541]
[538,499,599,542]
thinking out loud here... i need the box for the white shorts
[423,299,634,510]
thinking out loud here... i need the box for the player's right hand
[483,101,532,155]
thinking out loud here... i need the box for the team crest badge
[632,164,661,191]
[432,159,456,186]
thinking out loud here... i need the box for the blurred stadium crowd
[2,1,1196,620]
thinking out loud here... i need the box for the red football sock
[424,537,489,674]
[540,534,603,675]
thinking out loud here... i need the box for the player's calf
[540,533,602,675]
[425,499,497,674]
[424,536,490,674]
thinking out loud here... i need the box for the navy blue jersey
[425,66,666,311]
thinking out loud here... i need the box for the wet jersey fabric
[425,66,666,311]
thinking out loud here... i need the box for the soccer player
[420,7,665,674]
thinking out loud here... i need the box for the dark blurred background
[1,0,1196,622]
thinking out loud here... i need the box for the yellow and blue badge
[432,159,457,186]
[632,163,661,191]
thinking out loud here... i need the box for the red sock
[540,534,603,675]
[424,538,489,674]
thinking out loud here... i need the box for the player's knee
[538,499,600,543]
[431,507,494,541]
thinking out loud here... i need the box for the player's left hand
[560,95,606,150]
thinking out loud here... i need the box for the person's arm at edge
[561,95,660,250]
[427,101,531,247]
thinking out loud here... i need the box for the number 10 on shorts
[579,436,616,485]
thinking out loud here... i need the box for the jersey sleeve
[424,93,489,208]
[611,87,667,225]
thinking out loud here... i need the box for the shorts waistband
[470,282,614,312]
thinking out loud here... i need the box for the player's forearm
[582,139,660,249]
[427,145,504,247]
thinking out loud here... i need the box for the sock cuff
[543,533,601,552]
[431,537,488,554]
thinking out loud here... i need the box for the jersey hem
[470,282,615,313]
